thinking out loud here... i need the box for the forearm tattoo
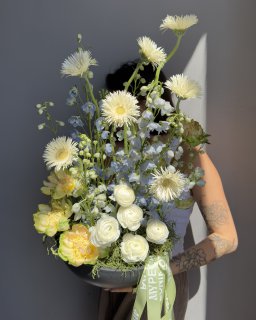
[208,233,235,258]
[172,248,207,272]
[198,201,229,232]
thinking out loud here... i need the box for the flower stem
[84,75,100,118]
[123,124,128,154]
[176,98,181,113]
[154,34,183,86]
[124,63,142,92]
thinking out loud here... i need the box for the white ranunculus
[120,234,149,263]
[89,216,120,248]
[117,204,143,231]
[146,219,169,244]
[113,184,135,207]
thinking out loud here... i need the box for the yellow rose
[58,224,99,267]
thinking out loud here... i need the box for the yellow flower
[165,74,202,100]
[137,36,166,67]
[101,91,140,127]
[41,169,82,199]
[43,136,78,171]
[61,49,98,77]
[33,204,70,237]
[58,224,99,267]
[150,167,187,202]
[160,14,198,34]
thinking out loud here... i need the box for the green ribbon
[131,253,176,320]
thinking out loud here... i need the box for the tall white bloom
[165,74,202,100]
[89,216,120,248]
[160,14,198,33]
[101,91,140,127]
[43,137,78,171]
[117,204,143,231]
[113,184,136,207]
[120,234,149,263]
[61,49,98,77]
[146,219,169,244]
[150,167,187,202]
[137,36,166,67]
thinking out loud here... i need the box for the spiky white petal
[165,74,202,99]
[101,91,140,127]
[61,50,98,77]
[137,36,167,67]
[160,14,198,32]
[149,167,187,202]
[43,137,78,171]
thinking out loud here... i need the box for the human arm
[170,145,238,275]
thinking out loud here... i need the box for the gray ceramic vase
[66,263,144,289]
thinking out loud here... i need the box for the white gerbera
[101,91,140,127]
[43,137,78,171]
[150,167,187,202]
[137,36,167,67]
[61,49,98,77]
[160,14,198,32]
[165,74,202,99]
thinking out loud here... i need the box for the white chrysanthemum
[61,50,98,77]
[165,74,202,99]
[101,91,140,127]
[43,137,78,171]
[160,14,198,32]
[150,167,187,202]
[137,36,167,67]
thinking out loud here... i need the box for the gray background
[1,0,255,319]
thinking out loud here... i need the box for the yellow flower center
[116,105,126,115]
[60,176,76,193]
[56,148,69,160]
[161,177,173,188]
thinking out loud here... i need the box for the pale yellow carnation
[58,224,99,266]
[33,204,70,237]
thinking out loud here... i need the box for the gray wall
[1,1,255,319]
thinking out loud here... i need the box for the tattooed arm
[170,145,238,275]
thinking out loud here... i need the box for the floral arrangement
[33,14,210,319]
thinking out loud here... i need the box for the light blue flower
[142,109,154,120]
[69,86,79,98]
[160,101,175,116]
[81,102,96,117]
[116,130,124,141]
[116,149,125,157]
[140,160,156,171]
[136,196,147,206]
[66,96,76,106]
[101,131,110,139]
[147,122,162,132]
[105,143,113,156]
[130,137,142,150]
[68,116,84,128]
[95,117,104,132]
[128,172,140,183]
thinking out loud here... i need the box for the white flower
[61,49,98,77]
[146,219,169,244]
[117,204,143,231]
[137,36,167,67]
[101,91,140,127]
[160,14,198,33]
[165,74,202,100]
[72,203,81,214]
[113,184,135,207]
[89,216,120,248]
[43,137,78,171]
[120,234,149,263]
[150,167,187,202]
